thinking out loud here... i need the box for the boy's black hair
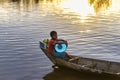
[50,31,57,37]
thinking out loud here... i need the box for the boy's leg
[66,53,72,59]
[53,52,60,58]
[60,52,66,59]
[53,52,66,59]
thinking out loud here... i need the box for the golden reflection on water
[0,0,120,22]
[88,0,112,13]
[0,0,120,14]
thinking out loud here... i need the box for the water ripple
[0,0,120,80]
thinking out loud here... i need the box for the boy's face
[52,33,57,39]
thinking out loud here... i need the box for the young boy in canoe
[48,31,71,59]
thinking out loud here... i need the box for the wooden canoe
[39,41,120,75]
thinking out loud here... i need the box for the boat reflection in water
[43,67,120,80]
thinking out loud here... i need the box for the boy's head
[50,31,57,39]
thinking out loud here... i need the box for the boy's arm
[64,40,68,47]
[57,39,68,47]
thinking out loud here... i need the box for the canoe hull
[40,41,120,75]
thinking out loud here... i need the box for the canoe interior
[40,41,120,75]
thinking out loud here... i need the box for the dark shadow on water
[43,67,120,80]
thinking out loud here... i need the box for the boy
[48,31,71,59]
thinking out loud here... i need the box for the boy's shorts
[53,52,66,59]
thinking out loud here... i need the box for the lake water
[0,0,120,80]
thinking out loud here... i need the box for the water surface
[0,0,120,80]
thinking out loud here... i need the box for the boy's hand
[57,39,68,47]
